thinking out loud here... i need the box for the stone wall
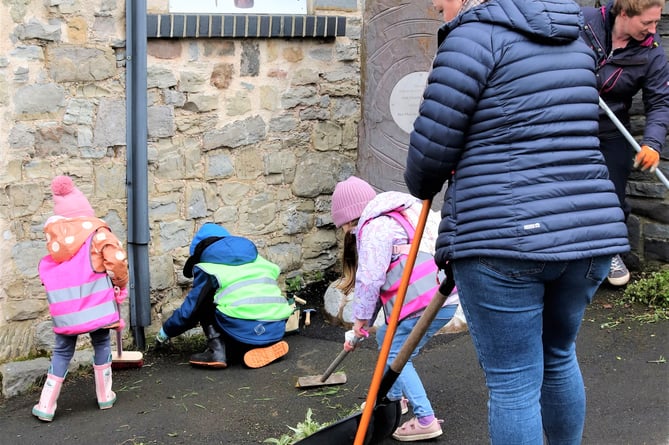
[0,0,362,363]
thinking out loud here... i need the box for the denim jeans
[51,329,112,377]
[375,304,457,419]
[452,256,611,445]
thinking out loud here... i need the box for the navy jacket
[581,2,669,152]
[404,0,629,266]
[163,224,259,337]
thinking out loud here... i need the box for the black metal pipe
[125,0,151,350]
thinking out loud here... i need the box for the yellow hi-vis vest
[196,256,294,321]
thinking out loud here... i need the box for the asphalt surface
[0,286,667,445]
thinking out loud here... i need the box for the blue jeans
[452,256,611,445]
[51,329,112,377]
[376,304,457,419]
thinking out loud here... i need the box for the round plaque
[389,71,429,134]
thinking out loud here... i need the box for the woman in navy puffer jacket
[404,0,629,443]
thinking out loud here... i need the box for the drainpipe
[125,0,151,350]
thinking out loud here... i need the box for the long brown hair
[336,230,358,295]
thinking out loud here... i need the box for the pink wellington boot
[93,362,116,409]
[32,373,65,422]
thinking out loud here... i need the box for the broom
[111,287,144,369]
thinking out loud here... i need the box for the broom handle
[598,97,669,189]
[354,199,432,445]
[320,336,362,382]
[114,288,123,358]
[116,328,123,358]
[377,273,454,400]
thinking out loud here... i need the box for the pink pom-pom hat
[51,175,95,218]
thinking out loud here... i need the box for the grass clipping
[264,408,327,445]
[621,267,669,324]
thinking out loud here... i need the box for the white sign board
[169,0,308,14]
[389,71,429,134]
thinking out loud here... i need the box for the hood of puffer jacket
[183,223,258,278]
[189,223,230,255]
[439,0,583,45]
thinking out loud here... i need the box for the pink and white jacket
[353,192,458,323]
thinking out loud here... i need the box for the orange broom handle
[354,198,432,445]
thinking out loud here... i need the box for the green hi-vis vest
[196,256,294,321]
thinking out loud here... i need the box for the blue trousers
[599,135,633,220]
[375,304,456,419]
[51,329,112,377]
[453,255,610,445]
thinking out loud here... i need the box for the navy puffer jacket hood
[404,0,629,265]
[442,0,583,44]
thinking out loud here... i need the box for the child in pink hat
[32,175,129,422]
[331,176,464,442]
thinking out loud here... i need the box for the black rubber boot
[189,325,227,368]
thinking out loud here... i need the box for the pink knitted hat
[331,176,377,228]
[51,175,95,218]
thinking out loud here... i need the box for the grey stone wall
[0,0,362,364]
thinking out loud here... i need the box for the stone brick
[240,41,259,76]
[67,16,88,44]
[14,84,65,115]
[202,115,266,150]
[211,63,234,89]
[93,99,126,146]
[48,46,117,82]
[147,39,182,59]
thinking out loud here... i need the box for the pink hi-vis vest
[362,210,443,323]
[38,232,119,335]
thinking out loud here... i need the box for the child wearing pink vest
[330,176,465,442]
[32,176,129,422]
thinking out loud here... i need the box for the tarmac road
[0,287,667,445]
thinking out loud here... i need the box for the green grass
[598,267,669,329]
[263,408,327,445]
[623,268,669,310]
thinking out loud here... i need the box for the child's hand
[114,286,128,304]
[352,319,370,338]
[155,327,170,348]
[343,327,368,352]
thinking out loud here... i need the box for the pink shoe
[32,374,64,422]
[392,416,443,442]
[93,362,116,409]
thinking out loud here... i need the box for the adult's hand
[634,145,660,172]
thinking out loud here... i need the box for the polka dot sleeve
[91,227,129,289]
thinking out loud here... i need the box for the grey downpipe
[125,0,151,350]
